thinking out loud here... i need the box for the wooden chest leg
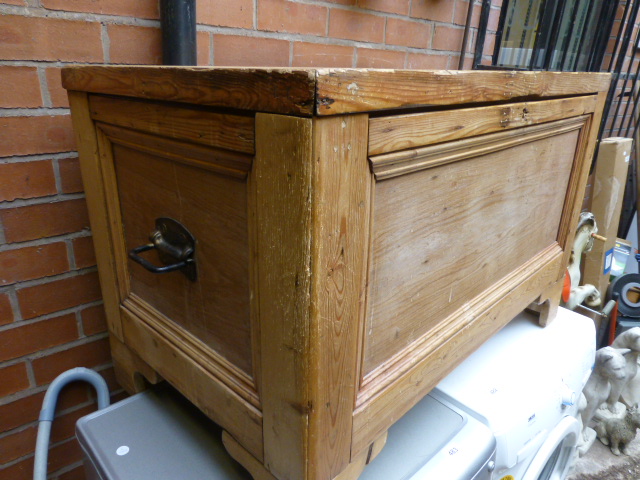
[222,430,388,480]
[110,336,162,394]
[222,431,277,480]
[332,432,387,480]
[527,279,562,326]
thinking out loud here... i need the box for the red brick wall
[0,1,500,478]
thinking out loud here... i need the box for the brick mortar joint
[48,459,88,478]
[51,157,64,196]
[0,60,93,67]
[25,360,36,392]
[200,25,465,54]
[0,299,103,336]
[253,0,257,30]
[0,152,78,164]
[0,230,91,254]
[0,355,31,371]
[0,4,161,27]
[0,265,98,295]
[0,191,86,210]
[0,439,82,470]
[0,383,125,450]
[26,331,111,370]
[0,399,101,443]
[289,0,452,24]
[75,306,85,338]
[7,289,22,322]
[198,17,470,33]
[0,353,112,408]
[0,393,126,468]
[101,22,111,63]
[66,238,78,272]
[36,66,52,109]
[0,107,70,117]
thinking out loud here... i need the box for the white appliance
[78,381,498,480]
[359,393,497,480]
[76,308,593,480]
[433,306,595,480]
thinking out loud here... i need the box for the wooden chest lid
[62,66,611,117]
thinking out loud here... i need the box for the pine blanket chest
[63,67,610,480]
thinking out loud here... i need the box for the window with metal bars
[473,0,640,239]
[474,0,617,72]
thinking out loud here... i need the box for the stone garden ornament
[608,328,640,413]
[580,346,630,445]
[563,212,602,310]
[595,407,640,456]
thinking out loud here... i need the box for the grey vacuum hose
[34,367,110,480]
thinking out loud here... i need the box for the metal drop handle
[128,217,197,281]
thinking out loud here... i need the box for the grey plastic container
[359,392,496,480]
[76,386,251,480]
[76,385,495,480]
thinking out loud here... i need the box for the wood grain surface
[255,113,314,480]
[99,123,253,179]
[308,114,371,477]
[63,66,317,115]
[67,92,125,340]
[370,115,587,180]
[352,245,564,455]
[369,95,597,155]
[316,69,610,115]
[363,124,580,378]
[556,92,608,277]
[89,94,255,154]
[63,67,610,117]
[110,333,161,394]
[124,294,259,407]
[334,432,386,480]
[112,142,253,376]
[95,127,131,303]
[222,432,278,480]
[64,67,610,480]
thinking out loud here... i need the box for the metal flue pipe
[160,0,197,66]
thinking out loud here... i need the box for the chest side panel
[363,123,580,377]
[87,95,259,408]
[113,144,252,373]
[350,95,602,456]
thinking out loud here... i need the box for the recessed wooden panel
[352,245,564,454]
[362,126,581,377]
[112,143,253,376]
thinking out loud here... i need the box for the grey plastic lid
[76,385,251,480]
[359,393,496,480]
[77,385,495,480]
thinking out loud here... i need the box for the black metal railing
[600,1,640,236]
[473,0,640,236]
[474,0,617,72]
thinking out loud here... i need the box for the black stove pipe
[160,0,197,66]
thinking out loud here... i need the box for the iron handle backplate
[128,217,197,282]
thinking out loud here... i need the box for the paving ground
[569,433,640,480]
